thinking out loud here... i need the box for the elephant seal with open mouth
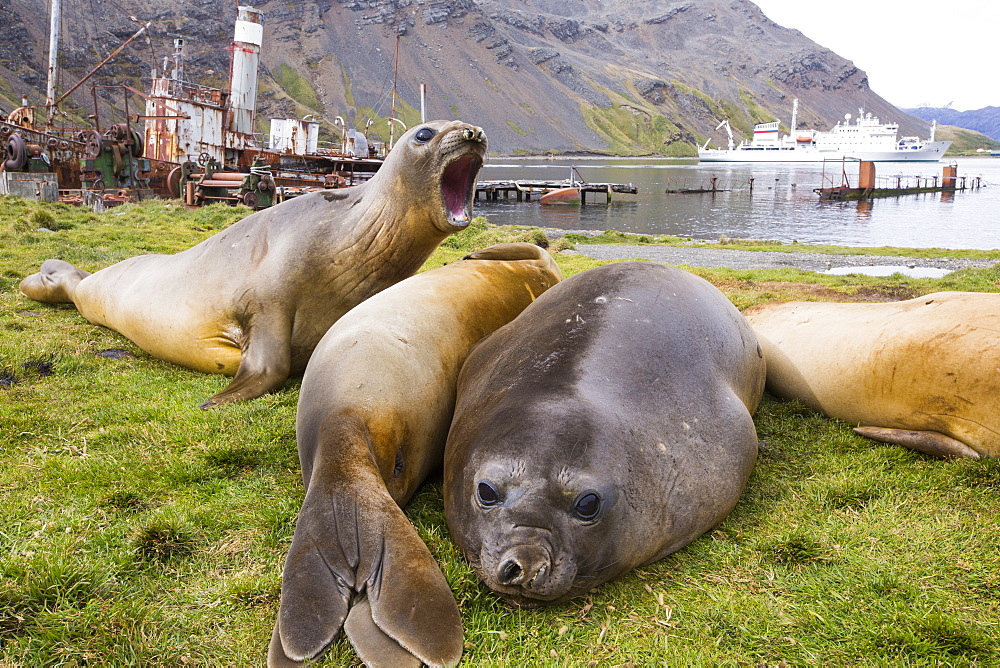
[19,120,487,408]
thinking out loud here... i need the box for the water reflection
[855,200,874,219]
[476,158,1000,250]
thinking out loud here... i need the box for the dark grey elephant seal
[269,243,561,667]
[744,292,1000,459]
[443,262,765,606]
[18,120,487,408]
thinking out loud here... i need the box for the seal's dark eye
[573,492,601,520]
[476,481,501,507]
[414,127,436,143]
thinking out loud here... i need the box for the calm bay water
[475,157,1000,250]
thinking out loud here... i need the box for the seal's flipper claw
[363,518,464,667]
[202,359,290,406]
[853,426,981,459]
[19,259,91,304]
[344,594,422,668]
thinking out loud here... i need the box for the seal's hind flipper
[359,513,464,667]
[267,620,314,668]
[270,522,352,665]
[853,426,981,459]
[462,242,547,261]
[19,259,91,304]
[343,595,421,667]
[271,485,463,667]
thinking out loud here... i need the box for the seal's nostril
[498,559,522,585]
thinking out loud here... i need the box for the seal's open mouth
[442,153,481,226]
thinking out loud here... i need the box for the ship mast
[45,0,61,128]
[389,31,400,149]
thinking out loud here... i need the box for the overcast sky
[751,0,997,111]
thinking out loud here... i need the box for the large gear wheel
[83,130,103,159]
[166,166,183,199]
[4,133,28,171]
[241,191,259,209]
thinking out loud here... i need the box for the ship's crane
[703,119,735,151]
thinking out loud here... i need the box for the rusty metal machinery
[180,156,275,209]
[78,123,152,194]
[1,119,86,186]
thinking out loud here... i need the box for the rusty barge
[815,159,982,201]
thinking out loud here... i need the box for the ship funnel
[229,6,263,136]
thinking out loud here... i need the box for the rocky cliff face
[0,0,934,154]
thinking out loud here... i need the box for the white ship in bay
[699,99,951,162]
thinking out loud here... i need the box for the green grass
[274,64,324,113]
[2,197,999,665]
[580,102,698,158]
[937,124,1000,155]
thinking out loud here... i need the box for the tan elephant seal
[744,291,1000,459]
[19,120,487,408]
[268,243,561,667]
[443,262,765,607]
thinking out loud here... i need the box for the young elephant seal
[269,243,561,667]
[443,262,765,607]
[19,120,487,408]
[744,291,1000,459]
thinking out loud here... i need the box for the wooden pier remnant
[664,175,759,194]
[475,166,637,204]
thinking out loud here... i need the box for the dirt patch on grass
[757,281,920,302]
[711,279,920,303]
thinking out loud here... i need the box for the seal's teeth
[461,127,487,143]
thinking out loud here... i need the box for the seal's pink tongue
[442,154,478,223]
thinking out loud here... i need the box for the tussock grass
[1,198,998,664]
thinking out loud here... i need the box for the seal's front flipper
[19,259,91,304]
[200,316,292,408]
[343,595,421,667]
[853,426,981,459]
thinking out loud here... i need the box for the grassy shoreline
[2,197,998,665]
[558,228,1000,261]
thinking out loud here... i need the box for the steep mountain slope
[0,0,938,155]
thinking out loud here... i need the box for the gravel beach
[572,244,996,274]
